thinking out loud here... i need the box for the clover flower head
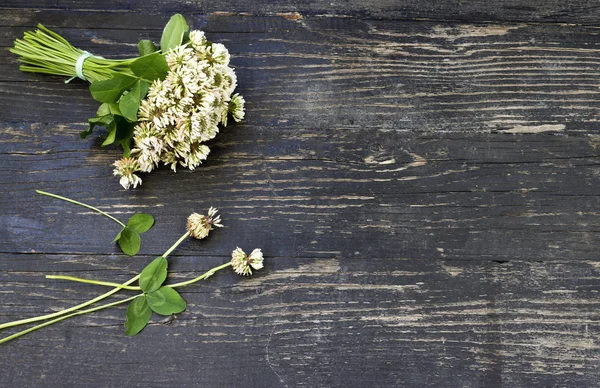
[187,207,223,240]
[231,248,264,276]
[189,30,207,49]
[209,43,230,66]
[117,29,245,188]
[228,93,245,122]
[113,157,142,189]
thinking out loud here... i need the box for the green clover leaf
[160,14,189,53]
[117,227,141,256]
[139,256,168,293]
[124,296,152,336]
[146,287,186,315]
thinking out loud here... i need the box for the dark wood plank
[1,6,600,388]
[1,15,599,136]
[3,1,600,24]
[1,252,600,387]
[1,123,599,262]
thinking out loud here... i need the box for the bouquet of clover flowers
[0,191,264,343]
[11,14,245,189]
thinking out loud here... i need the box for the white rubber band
[75,51,94,81]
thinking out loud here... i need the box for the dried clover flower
[186,207,223,239]
[231,247,264,276]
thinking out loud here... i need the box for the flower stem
[164,232,191,257]
[45,275,141,291]
[168,262,232,288]
[0,294,142,344]
[47,260,231,290]
[36,190,126,228]
[11,24,138,83]
[0,275,140,330]
[0,231,190,331]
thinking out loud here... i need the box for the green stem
[0,275,140,330]
[47,260,231,290]
[10,24,139,83]
[168,262,232,288]
[46,275,141,291]
[0,294,142,344]
[164,232,190,257]
[36,190,126,228]
[0,231,190,331]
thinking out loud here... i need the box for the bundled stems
[12,15,247,189]
[10,24,136,83]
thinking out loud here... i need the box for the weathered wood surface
[4,1,600,24]
[2,12,600,134]
[1,5,600,388]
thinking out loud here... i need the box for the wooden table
[1,2,599,386]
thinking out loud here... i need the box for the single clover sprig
[50,246,263,337]
[0,199,264,343]
[37,190,154,256]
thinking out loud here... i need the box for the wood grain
[1,14,599,135]
[1,123,600,262]
[3,1,600,24]
[1,252,600,387]
[1,6,600,388]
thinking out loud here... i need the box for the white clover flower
[113,157,142,189]
[231,248,264,276]
[229,93,245,122]
[181,142,210,170]
[189,30,207,49]
[166,45,195,69]
[209,43,230,66]
[186,207,223,239]
[190,110,219,142]
[115,30,245,188]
